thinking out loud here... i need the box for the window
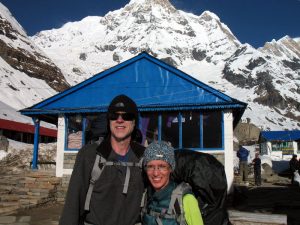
[65,110,224,150]
[260,143,268,155]
[140,110,223,150]
[66,115,83,150]
[140,113,158,146]
[162,112,179,148]
[272,141,294,155]
[202,111,222,148]
[182,111,200,148]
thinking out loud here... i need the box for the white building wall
[265,141,298,160]
[56,115,65,177]
[223,110,234,193]
[293,141,298,154]
[267,142,272,155]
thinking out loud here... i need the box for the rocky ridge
[0,3,70,111]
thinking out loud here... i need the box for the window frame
[63,110,225,151]
[140,110,224,151]
[64,114,86,151]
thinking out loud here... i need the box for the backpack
[141,182,192,225]
[85,148,230,225]
[84,153,143,211]
[172,149,230,225]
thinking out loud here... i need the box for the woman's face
[145,160,172,191]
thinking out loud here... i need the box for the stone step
[12,187,30,195]
[228,210,287,225]
[19,197,54,209]
[0,169,62,216]
[0,185,14,192]
[0,205,19,216]
[25,170,56,178]
[1,191,54,202]
[0,195,20,202]
[0,215,31,223]
[0,178,21,186]
[0,201,19,207]
[0,190,10,195]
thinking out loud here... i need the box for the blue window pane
[203,111,222,148]
[182,111,200,148]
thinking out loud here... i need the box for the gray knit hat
[144,141,175,170]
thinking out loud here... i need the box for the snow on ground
[0,150,7,160]
[0,139,57,169]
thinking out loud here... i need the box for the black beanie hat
[108,94,138,119]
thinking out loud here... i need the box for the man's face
[109,111,135,142]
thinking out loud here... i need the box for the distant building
[20,52,247,190]
[259,130,300,159]
[0,118,57,144]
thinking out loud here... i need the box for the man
[59,94,145,225]
[237,144,249,185]
[252,152,261,186]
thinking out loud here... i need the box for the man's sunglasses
[108,112,135,121]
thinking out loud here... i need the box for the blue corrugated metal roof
[260,130,300,141]
[20,52,246,123]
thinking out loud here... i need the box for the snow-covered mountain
[32,0,241,85]
[0,2,70,113]
[1,0,300,131]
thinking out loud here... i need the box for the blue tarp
[260,130,300,141]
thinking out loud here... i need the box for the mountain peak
[0,2,26,37]
[126,0,176,12]
[128,0,173,6]
[200,10,220,22]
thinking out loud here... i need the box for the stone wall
[0,170,62,216]
[56,175,71,203]
[63,153,77,169]
[212,153,225,165]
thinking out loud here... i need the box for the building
[0,118,57,144]
[20,52,247,190]
[259,130,300,159]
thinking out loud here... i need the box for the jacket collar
[96,136,145,159]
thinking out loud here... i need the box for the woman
[142,141,203,225]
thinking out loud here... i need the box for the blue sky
[1,0,300,48]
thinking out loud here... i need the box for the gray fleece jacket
[59,138,145,225]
